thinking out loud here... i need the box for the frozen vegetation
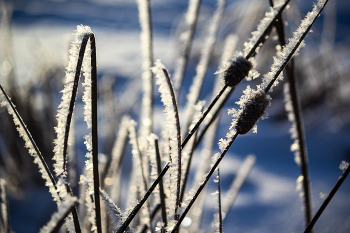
[0,0,350,233]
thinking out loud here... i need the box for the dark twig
[170,133,238,233]
[303,163,350,233]
[116,162,170,233]
[269,0,313,228]
[217,168,223,233]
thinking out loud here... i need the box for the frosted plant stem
[269,0,313,228]
[182,0,291,150]
[0,85,58,192]
[0,179,10,233]
[39,197,78,233]
[222,155,255,224]
[245,0,291,59]
[116,162,170,233]
[64,184,81,233]
[170,133,238,233]
[263,0,330,94]
[173,0,202,97]
[303,163,350,233]
[154,139,168,227]
[137,0,154,140]
[61,34,90,174]
[162,69,182,221]
[128,122,153,230]
[194,86,234,150]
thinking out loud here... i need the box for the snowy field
[2,0,350,232]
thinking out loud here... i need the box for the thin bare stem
[170,133,238,233]
[116,162,170,233]
[303,163,350,233]
[269,0,313,227]
[217,168,223,233]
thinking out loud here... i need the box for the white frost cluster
[261,0,327,91]
[339,161,349,172]
[53,25,92,176]
[39,196,78,233]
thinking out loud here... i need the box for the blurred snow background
[1,0,350,232]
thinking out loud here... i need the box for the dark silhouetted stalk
[116,162,170,233]
[170,133,238,233]
[217,168,223,233]
[269,0,313,228]
[303,163,350,233]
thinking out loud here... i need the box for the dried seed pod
[224,56,252,87]
[235,89,270,134]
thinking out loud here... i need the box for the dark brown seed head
[235,89,270,135]
[224,57,252,87]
